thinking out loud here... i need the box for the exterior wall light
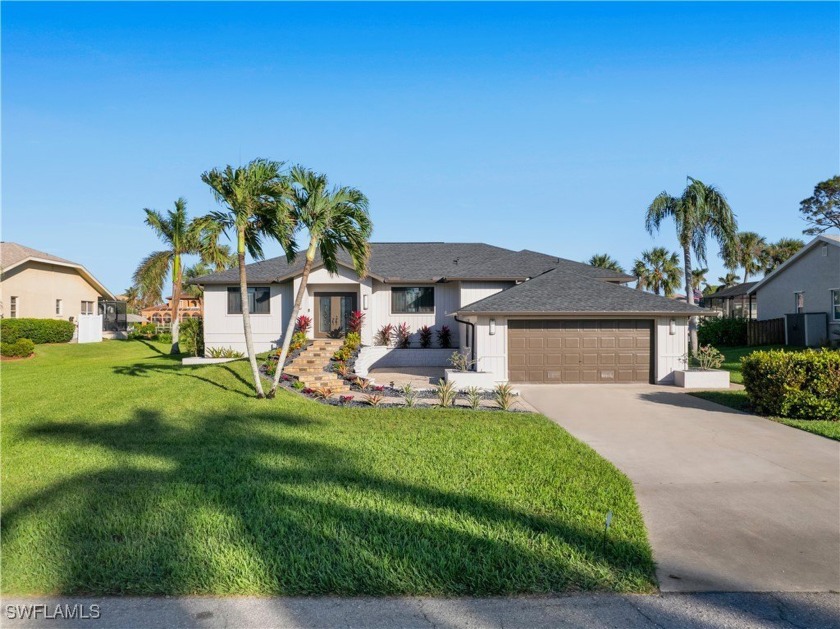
[363,294,369,310]
[489,318,496,335]
[669,318,676,335]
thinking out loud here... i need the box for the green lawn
[1,340,654,596]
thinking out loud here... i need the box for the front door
[314,292,357,338]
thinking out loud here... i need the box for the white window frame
[56,299,63,316]
[831,289,840,322]
[9,296,18,319]
[81,301,95,315]
[794,291,805,314]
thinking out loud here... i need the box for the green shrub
[128,322,157,340]
[742,349,840,420]
[1,318,75,344]
[179,318,204,357]
[205,346,244,359]
[697,317,748,346]
[157,333,173,345]
[1,338,35,358]
[344,332,361,351]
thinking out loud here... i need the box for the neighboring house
[749,234,840,346]
[193,242,705,384]
[0,242,114,321]
[702,282,758,319]
[141,296,202,325]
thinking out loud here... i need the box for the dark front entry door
[314,292,357,338]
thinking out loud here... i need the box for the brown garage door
[508,319,653,383]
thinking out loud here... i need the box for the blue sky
[3,2,838,294]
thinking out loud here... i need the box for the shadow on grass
[112,359,255,398]
[3,405,654,596]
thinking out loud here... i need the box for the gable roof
[458,267,707,315]
[191,242,633,285]
[748,234,840,295]
[706,282,757,299]
[0,242,115,299]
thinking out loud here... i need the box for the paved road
[2,593,839,628]
[519,384,840,593]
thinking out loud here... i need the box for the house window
[56,299,63,316]
[391,287,435,314]
[81,301,94,315]
[794,292,805,314]
[9,296,18,318]
[227,287,270,314]
[832,289,840,321]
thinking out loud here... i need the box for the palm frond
[132,250,172,305]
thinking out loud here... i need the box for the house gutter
[453,314,476,370]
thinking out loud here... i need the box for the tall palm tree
[182,253,233,299]
[133,198,226,354]
[763,237,805,274]
[587,253,625,274]
[723,231,767,283]
[198,159,296,398]
[646,176,738,348]
[690,268,708,291]
[268,166,372,398]
[717,271,740,288]
[121,286,143,313]
[632,248,682,297]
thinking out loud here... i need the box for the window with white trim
[56,299,63,316]
[832,289,840,321]
[81,301,95,315]
[391,287,435,314]
[9,296,18,318]
[794,291,805,314]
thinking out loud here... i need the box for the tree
[632,248,682,297]
[587,253,625,274]
[198,159,296,398]
[690,268,708,291]
[182,251,233,299]
[133,198,226,354]
[646,176,738,349]
[121,286,143,314]
[763,237,804,273]
[723,231,767,283]
[268,166,372,398]
[717,271,740,288]
[800,175,840,235]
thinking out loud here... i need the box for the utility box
[785,312,828,347]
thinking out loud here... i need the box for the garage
[508,319,653,383]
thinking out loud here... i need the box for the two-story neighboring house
[750,234,840,346]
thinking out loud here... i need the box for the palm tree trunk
[268,236,317,398]
[238,228,265,398]
[683,244,698,353]
[743,268,749,284]
[170,253,182,354]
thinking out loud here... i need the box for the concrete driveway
[519,385,840,593]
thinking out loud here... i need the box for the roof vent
[453,258,459,265]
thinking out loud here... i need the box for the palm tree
[723,231,767,283]
[632,248,682,297]
[717,271,740,288]
[646,176,738,348]
[763,237,805,273]
[121,286,143,313]
[182,250,234,299]
[198,159,296,398]
[587,253,625,274]
[133,198,226,354]
[690,268,708,291]
[268,166,372,398]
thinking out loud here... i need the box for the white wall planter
[182,356,241,366]
[444,369,502,390]
[674,369,731,389]
[355,346,453,377]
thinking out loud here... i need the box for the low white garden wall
[674,369,730,389]
[444,369,504,390]
[355,346,453,377]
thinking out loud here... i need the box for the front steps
[284,338,350,394]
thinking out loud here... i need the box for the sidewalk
[2,593,838,629]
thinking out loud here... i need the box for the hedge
[179,317,204,356]
[742,349,840,420]
[1,338,35,358]
[697,316,748,346]
[1,319,75,344]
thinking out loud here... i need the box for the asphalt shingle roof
[192,242,632,284]
[1,242,76,270]
[707,282,757,299]
[458,267,708,315]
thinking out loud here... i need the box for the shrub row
[697,316,748,346]
[1,338,35,358]
[1,318,75,344]
[742,349,840,420]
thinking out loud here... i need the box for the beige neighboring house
[0,242,115,321]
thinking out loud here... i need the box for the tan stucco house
[193,242,706,385]
[0,242,115,321]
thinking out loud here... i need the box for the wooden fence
[747,318,785,346]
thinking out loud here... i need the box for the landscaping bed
[1,340,655,595]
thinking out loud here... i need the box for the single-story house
[702,282,758,319]
[749,234,840,346]
[193,242,706,384]
[0,242,115,321]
